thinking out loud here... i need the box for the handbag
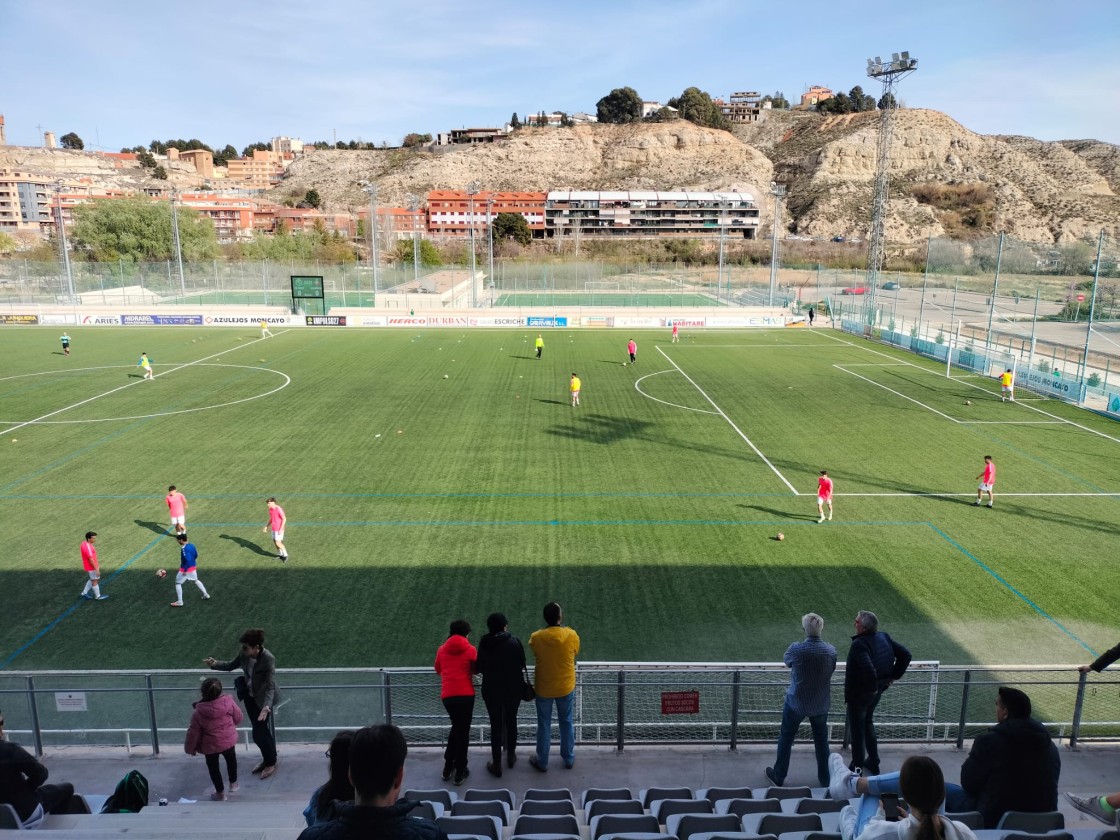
[522,665,536,701]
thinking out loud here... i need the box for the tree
[510,112,522,130]
[667,87,730,130]
[878,92,898,110]
[848,86,876,112]
[817,92,853,114]
[0,231,17,254]
[393,238,442,266]
[136,150,157,168]
[402,132,432,148]
[596,86,643,124]
[646,106,679,123]
[213,144,238,167]
[768,91,790,109]
[241,141,270,157]
[60,132,84,150]
[493,212,532,246]
[305,189,323,209]
[70,197,219,262]
[152,165,168,180]
[559,112,574,128]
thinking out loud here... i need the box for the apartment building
[177,193,254,242]
[718,91,770,124]
[225,149,287,189]
[545,191,760,239]
[0,170,54,235]
[425,190,546,237]
[271,136,304,155]
[357,206,425,240]
[436,127,509,145]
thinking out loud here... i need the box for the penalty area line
[656,346,798,494]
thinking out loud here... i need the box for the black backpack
[100,769,149,813]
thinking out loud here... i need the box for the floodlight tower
[360,181,380,301]
[466,181,480,307]
[768,182,786,306]
[406,193,422,284]
[865,51,918,319]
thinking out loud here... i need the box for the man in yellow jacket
[528,602,580,771]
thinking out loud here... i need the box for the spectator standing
[297,724,448,840]
[0,711,78,829]
[808,307,815,327]
[304,731,355,827]
[475,612,526,776]
[166,485,189,535]
[203,628,282,779]
[529,602,580,771]
[844,610,911,775]
[434,619,477,785]
[79,531,108,601]
[184,678,242,801]
[766,612,837,787]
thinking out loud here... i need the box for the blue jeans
[772,701,831,786]
[535,690,575,768]
[847,691,884,774]
[852,771,973,836]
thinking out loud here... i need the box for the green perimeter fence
[0,663,1113,756]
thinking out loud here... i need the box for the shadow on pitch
[546,413,653,445]
[535,398,567,406]
[135,519,173,537]
[741,504,819,521]
[218,534,278,558]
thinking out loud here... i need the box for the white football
[776,532,785,541]
[156,569,167,578]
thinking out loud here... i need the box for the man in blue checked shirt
[766,613,837,787]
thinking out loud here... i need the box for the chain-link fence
[0,663,1111,757]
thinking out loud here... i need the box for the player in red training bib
[166,485,188,535]
[817,470,833,523]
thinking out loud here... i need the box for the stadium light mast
[53,181,75,303]
[360,181,380,303]
[170,189,186,298]
[865,51,918,321]
[467,181,480,308]
[487,196,495,299]
[406,193,422,284]
[768,183,786,306]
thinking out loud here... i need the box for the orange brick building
[425,190,546,237]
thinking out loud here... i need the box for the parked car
[881,281,900,290]
[839,287,867,295]
[831,235,845,243]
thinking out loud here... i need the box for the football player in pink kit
[80,531,109,600]
[975,455,996,507]
[816,470,834,523]
[264,497,288,562]
[627,338,637,364]
[166,485,188,535]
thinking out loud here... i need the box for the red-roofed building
[426,190,546,237]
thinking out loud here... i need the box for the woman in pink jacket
[185,678,243,800]
[434,619,477,785]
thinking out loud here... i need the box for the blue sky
[2,0,1117,151]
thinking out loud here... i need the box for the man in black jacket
[844,610,911,774]
[0,712,77,829]
[959,686,1060,828]
[298,724,448,840]
[475,612,527,777]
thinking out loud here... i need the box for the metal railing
[0,662,1113,757]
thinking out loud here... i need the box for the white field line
[0,332,284,437]
[958,420,1065,425]
[834,365,961,422]
[818,328,1120,445]
[656,346,798,494]
[633,371,719,415]
[838,491,1119,498]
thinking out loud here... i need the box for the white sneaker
[818,516,825,523]
[828,513,832,521]
[828,752,857,800]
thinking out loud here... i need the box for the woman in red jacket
[185,678,243,800]
[434,619,477,785]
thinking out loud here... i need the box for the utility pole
[487,196,495,299]
[53,182,75,302]
[768,183,785,306]
[361,182,380,303]
[170,189,186,297]
[467,181,480,308]
[406,194,422,284]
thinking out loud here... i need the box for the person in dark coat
[959,686,1060,828]
[298,724,449,840]
[0,711,77,829]
[844,610,911,774]
[203,628,283,778]
[475,612,527,777]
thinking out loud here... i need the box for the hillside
[3,111,1118,245]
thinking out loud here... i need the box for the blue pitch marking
[928,523,1096,656]
[0,535,166,670]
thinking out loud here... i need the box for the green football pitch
[1,326,1118,672]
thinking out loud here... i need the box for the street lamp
[768,183,786,306]
[53,182,75,303]
[170,189,186,298]
[486,196,495,298]
[360,181,380,303]
[406,193,422,284]
[466,181,480,308]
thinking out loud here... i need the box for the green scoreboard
[290,275,324,299]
